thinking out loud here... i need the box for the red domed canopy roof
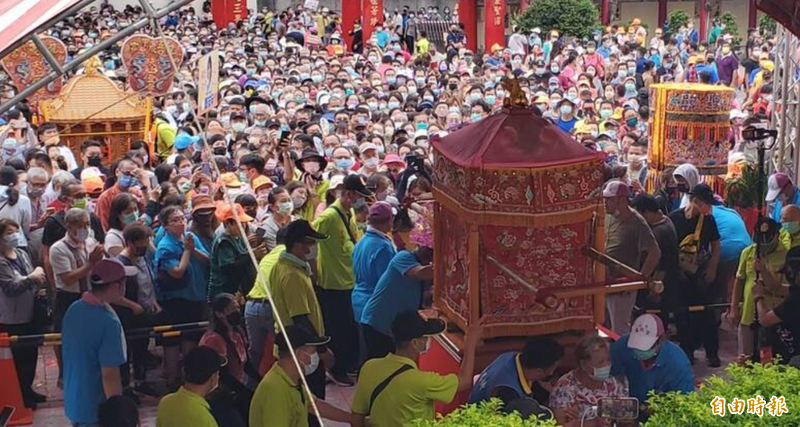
[432,107,604,169]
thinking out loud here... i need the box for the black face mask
[226,311,242,326]
[448,83,458,91]
[133,246,148,257]
[213,147,227,156]
[676,183,690,193]
[87,156,102,167]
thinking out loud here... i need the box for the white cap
[414,129,429,139]
[627,314,665,351]
[359,142,378,153]
[766,173,792,202]
[329,174,345,189]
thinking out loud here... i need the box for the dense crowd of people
[0,2,797,427]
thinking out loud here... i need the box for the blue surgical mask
[335,158,354,170]
[591,365,612,381]
[416,122,429,130]
[486,95,496,105]
[388,101,400,109]
[118,174,138,189]
[470,113,482,122]
[311,75,323,83]
[386,77,397,85]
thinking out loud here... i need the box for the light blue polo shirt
[352,228,396,322]
[361,250,424,336]
[62,299,127,425]
[154,231,211,302]
[610,335,695,403]
[711,205,752,263]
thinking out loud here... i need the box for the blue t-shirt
[610,335,694,403]
[376,31,390,49]
[712,205,752,263]
[62,299,127,425]
[695,64,719,84]
[352,229,396,323]
[361,250,424,335]
[154,231,211,302]
[771,186,800,222]
[556,116,577,133]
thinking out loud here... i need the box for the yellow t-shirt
[156,387,218,427]
[313,199,358,290]
[250,363,309,427]
[736,242,789,326]
[268,253,325,336]
[352,353,458,427]
[415,38,430,56]
[247,245,285,300]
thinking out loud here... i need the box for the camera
[742,125,778,141]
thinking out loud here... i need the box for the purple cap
[368,201,395,222]
[90,258,127,286]
[602,180,631,198]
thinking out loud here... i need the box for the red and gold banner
[121,35,183,96]
[455,0,478,51]
[484,0,506,51]
[0,36,66,103]
[362,0,383,45]
[211,0,248,28]
[341,0,360,50]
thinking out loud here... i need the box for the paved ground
[26,325,738,427]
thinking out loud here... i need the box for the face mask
[118,174,136,189]
[632,347,657,361]
[551,66,560,73]
[335,158,354,170]
[676,183,690,193]
[388,101,400,109]
[784,221,800,235]
[560,106,572,115]
[226,311,243,326]
[415,77,425,85]
[368,102,378,111]
[363,157,380,169]
[311,75,323,83]
[626,117,638,127]
[292,194,306,209]
[600,109,613,119]
[2,232,20,250]
[213,146,227,156]
[29,187,44,198]
[123,211,139,225]
[179,167,192,179]
[87,155,103,167]
[277,201,294,216]
[303,161,321,174]
[448,83,458,91]
[407,86,417,94]
[74,227,90,242]
[591,365,612,381]
[303,351,320,375]
[618,70,627,78]
[470,113,482,122]
[72,197,88,209]
[231,122,246,133]
[606,130,617,140]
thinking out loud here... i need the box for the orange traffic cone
[0,333,33,425]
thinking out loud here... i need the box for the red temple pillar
[601,0,610,25]
[455,0,478,51]
[211,0,248,28]
[658,0,667,27]
[484,0,506,50]
[748,0,757,29]
[341,0,360,50]
[362,0,383,45]
[698,0,708,41]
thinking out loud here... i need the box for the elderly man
[602,180,661,335]
[780,204,800,248]
[95,158,145,230]
[767,172,800,223]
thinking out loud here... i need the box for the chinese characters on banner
[362,0,384,44]
[197,51,220,116]
[484,0,506,50]
[211,0,248,29]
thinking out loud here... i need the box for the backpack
[678,214,704,274]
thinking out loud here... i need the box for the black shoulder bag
[367,364,414,415]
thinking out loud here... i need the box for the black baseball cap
[391,310,446,343]
[183,346,226,385]
[344,174,374,198]
[688,183,715,204]
[284,219,328,242]
[276,325,330,353]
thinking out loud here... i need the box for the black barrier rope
[6,321,209,347]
